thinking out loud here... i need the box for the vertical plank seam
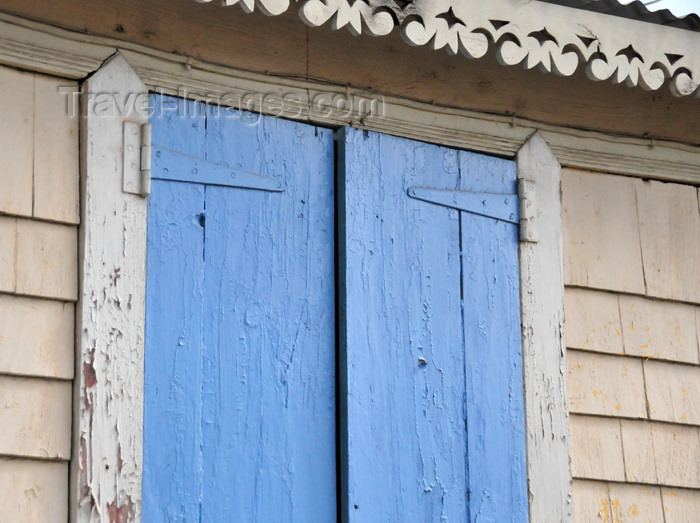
[619,418,630,483]
[455,157,471,523]
[658,485,669,523]
[641,359,652,420]
[633,183,649,297]
[31,73,36,219]
[13,218,19,294]
[615,293,627,357]
[695,304,700,364]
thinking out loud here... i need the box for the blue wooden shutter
[143,96,337,521]
[339,128,527,522]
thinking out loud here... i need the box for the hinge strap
[140,123,152,197]
[123,121,151,198]
[517,179,537,243]
[151,147,285,192]
[407,187,519,224]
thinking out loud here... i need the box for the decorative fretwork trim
[195,0,700,98]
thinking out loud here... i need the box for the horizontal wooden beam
[197,0,700,99]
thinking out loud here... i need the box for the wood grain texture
[619,295,699,364]
[636,179,700,304]
[0,64,33,217]
[622,420,700,488]
[0,458,68,523]
[661,487,700,522]
[2,14,700,185]
[649,423,700,488]
[143,96,337,521]
[33,75,80,224]
[697,306,700,364]
[15,218,77,301]
[0,294,74,379]
[142,179,205,521]
[517,133,572,522]
[567,350,646,419]
[608,483,664,523]
[645,360,700,425]
[0,217,17,293]
[143,98,208,523]
[0,376,72,459]
[0,1,698,144]
[569,415,625,482]
[562,169,645,294]
[572,480,612,523]
[73,53,148,522]
[340,127,526,522]
[458,141,527,523]
[620,420,658,485]
[564,288,624,355]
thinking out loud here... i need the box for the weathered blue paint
[143,178,205,522]
[339,128,527,522]
[143,96,337,521]
[458,147,528,523]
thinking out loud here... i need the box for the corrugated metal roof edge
[539,0,700,32]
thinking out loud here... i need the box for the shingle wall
[0,64,78,523]
[563,168,700,522]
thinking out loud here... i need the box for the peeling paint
[74,54,148,522]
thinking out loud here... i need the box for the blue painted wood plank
[143,179,205,522]
[199,110,337,521]
[340,128,527,522]
[150,95,207,157]
[144,98,337,521]
[457,149,528,523]
[340,128,468,522]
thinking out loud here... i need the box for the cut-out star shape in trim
[436,6,466,29]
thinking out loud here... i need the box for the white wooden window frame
[76,53,571,523]
[69,49,700,523]
[1,11,699,523]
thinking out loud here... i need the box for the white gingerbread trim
[1,11,698,184]
[196,0,700,98]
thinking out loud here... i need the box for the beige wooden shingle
[696,306,700,363]
[651,424,700,488]
[562,169,645,294]
[0,458,67,523]
[624,420,700,489]
[564,288,624,355]
[570,415,625,481]
[567,350,646,418]
[608,483,664,523]
[0,66,33,217]
[645,360,700,425]
[662,487,700,523]
[15,219,77,301]
[0,217,16,293]
[0,295,74,379]
[619,294,699,364]
[637,180,700,304]
[573,480,613,523]
[0,376,71,459]
[33,76,79,224]
[621,420,658,484]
